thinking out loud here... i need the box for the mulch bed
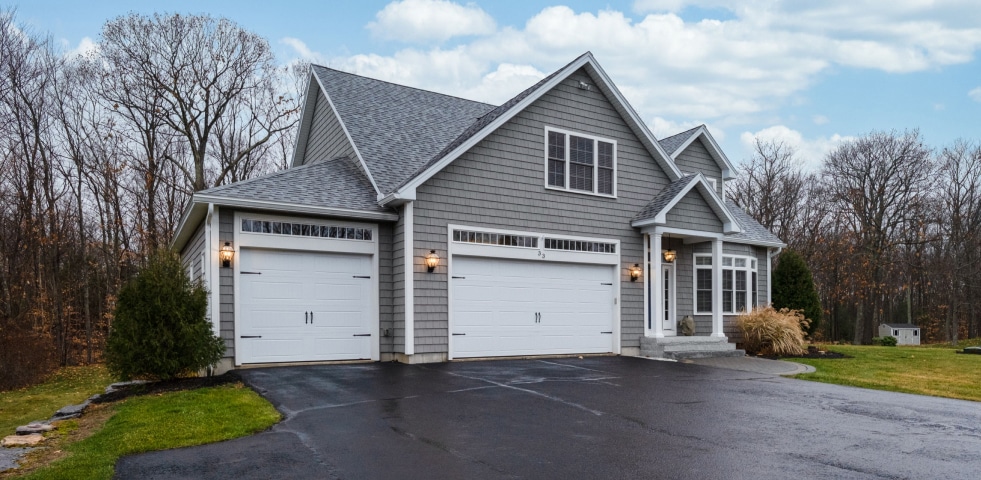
[93,372,242,404]
[755,347,849,360]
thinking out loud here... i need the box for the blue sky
[10,0,981,169]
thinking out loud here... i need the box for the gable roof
[632,174,741,234]
[382,52,683,203]
[196,156,396,219]
[881,323,919,329]
[299,65,496,196]
[658,125,737,180]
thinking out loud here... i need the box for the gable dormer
[659,126,735,198]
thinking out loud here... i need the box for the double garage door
[237,248,373,364]
[451,256,615,358]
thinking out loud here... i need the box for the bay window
[695,254,758,314]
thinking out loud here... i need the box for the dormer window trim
[543,126,617,198]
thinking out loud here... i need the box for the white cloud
[63,36,98,59]
[650,116,725,142]
[740,125,854,171]
[970,86,981,102]
[368,0,496,43]
[281,37,326,63]
[812,115,829,125]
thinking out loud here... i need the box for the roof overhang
[631,173,741,234]
[194,194,399,222]
[170,201,210,252]
[383,52,683,205]
[665,126,737,180]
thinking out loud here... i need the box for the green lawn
[20,383,280,480]
[793,344,981,402]
[0,366,112,435]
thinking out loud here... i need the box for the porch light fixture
[629,264,642,282]
[662,249,677,263]
[220,242,234,268]
[425,250,440,273]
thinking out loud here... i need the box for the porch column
[651,232,664,338]
[711,239,725,338]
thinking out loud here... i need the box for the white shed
[878,323,921,345]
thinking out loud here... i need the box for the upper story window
[545,127,616,197]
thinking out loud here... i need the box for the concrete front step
[639,336,745,360]
[665,349,746,361]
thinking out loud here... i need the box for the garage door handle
[353,334,371,337]
[240,335,262,338]
[310,312,313,324]
[241,271,262,275]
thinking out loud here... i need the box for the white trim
[389,53,683,203]
[170,202,208,252]
[638,226,786,248]
[446,223,621,358]
[543,125,618,198]
[665,126,737,180]
[711,239,724,337]
[662,262,677,333]
[651,233,664,338]
[289,72,319,168]
[642,234,651,337]
[208,204,221,337]
[403,202,415,356]
[194,194,399,222]
[231,211,381,365]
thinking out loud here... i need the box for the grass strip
[20,383,280,480]
[793,345,981,402]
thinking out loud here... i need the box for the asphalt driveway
[115,356,981,479]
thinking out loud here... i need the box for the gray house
[172,52,784,372]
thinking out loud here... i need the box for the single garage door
[451,256,614,358]
[238,248,373,364]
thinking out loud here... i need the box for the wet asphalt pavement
[114,356,981,479]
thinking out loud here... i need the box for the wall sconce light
[662,250,677,263]
[629,264,642,282]
[425,250,440,273]
[220,241,234,268]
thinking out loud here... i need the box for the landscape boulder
[15,422,54,435]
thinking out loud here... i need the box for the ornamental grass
[737,306,811,356]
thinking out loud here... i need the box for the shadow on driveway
[115,356,981,479]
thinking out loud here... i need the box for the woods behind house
[1,9,977,389]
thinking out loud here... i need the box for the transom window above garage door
[242,218,372,241]
[545,126,616,197]
[544,238,616,254]
[453,229,538,248]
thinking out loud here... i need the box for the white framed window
[545,126,616,197]
[694,254,758,314]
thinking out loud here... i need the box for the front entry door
[662,264,675,333]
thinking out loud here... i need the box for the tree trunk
[853,302,864,345]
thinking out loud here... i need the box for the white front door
[662,264,676,333]
[238,248,373,364]
[450,256,615,358]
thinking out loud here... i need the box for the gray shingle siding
[675,139,723,197]
[379,222,395,354]
[304,90,358,167]
[180,222,205,278]
[219,208,235,358]
[412,68,671,353]
[665,189,723,232]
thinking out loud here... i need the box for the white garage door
[238,248,373,364]
[451,256,614,358]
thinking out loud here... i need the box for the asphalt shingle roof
[657,126,701,155]
[312,65,495,195]
[632,175,697,223]
[882,323,919,329]
[199,157,390,213]
[724,200,783,244]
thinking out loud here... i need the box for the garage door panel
[451,256,614,358]
[239,248,373,364]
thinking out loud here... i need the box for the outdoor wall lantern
[425,250,440,273]
[662,249,677,263]
[629,264,642,282]
[220,241,234,268]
